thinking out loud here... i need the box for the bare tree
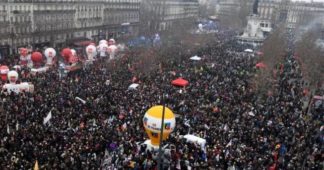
[295,28,324,90]
[218,0,252,32]
[140,0,167,35]
[254,24,288,94]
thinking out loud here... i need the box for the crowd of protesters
[0,35,322,170]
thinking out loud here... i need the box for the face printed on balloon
[20,48,28,57]
[9,76,17,83]
[7,71,19,84]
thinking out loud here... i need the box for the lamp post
[31,0,35,50]
[157,93,166,170]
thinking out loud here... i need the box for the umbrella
[244,49,253,53]
[128,83,139,90]
[172,78,189,87]
[190,55,201,61]
[256,62,267,68]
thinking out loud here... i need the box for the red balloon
[0,65,9,70]
[61,48,72,61]
[0,65,9,81]
[31,52,43,63]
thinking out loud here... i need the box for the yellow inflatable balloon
[143,105,176,146]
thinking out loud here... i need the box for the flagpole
[157,93,166,170]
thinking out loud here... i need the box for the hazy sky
[291,0,324,2]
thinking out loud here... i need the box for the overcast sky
[291,0,324,2]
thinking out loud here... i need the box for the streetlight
[157,93,166,170]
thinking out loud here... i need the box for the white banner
[2,83,34,94]
[43,111,52,125]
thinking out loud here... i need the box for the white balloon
[71,49,77,56]
[107,45,118,60]
[108,39,116,45]
[98,43,109,57]
[44,48,56,65]
[86,45,97,60]
[107,45,118,53]
[44,48,56,58]
[7,70,19,84]
[99,40,108,45]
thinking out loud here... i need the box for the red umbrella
[256,62,266,68]
[171,78,189,87]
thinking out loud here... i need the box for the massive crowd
[0,36,322,170]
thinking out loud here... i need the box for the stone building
[0,0,140,55]
[140,0,199,34]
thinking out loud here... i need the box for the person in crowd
[0,34,322,170]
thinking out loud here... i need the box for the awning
[171,78,189,87]
[190,55,201,61]
[121,22,130,26]
[74,40,95,47]
[128,83,139,90]
[244,49,253,53]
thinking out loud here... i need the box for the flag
[7,124,10,134]
[75,97,86,104]
[143,117,148,126]
[43,111,52,125]
[164,122,171,130]
[121,123,127,131]
[34,160,39,170]
[92,119,97,127]
[16,122,19,131]
[226,140,232,147]
[184,120,190,127]
[151,132,158,138]
[248,111,255,116]
[223,124,229,132]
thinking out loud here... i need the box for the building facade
[0,0,140,55]
[140,0,199,33]
[285,1,324,29]
[216,0,324,30]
